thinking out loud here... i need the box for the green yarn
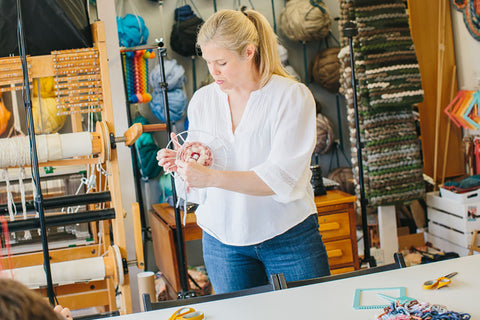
[133,115,162,179]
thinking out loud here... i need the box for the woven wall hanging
[452,0,480,41]
[338,0,425,208]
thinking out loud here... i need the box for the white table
[112,254,480,319]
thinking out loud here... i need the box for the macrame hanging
[452,0,480,41]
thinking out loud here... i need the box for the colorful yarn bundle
[122,49,156,104]
[338,0,425,207]
[376,300,471,320]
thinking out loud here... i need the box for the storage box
[439,187,480,203]
[426,192,480,254]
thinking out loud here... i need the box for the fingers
[54,305,72,319]
[157,148,178,172]
[171,132,182,151]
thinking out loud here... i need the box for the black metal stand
[343,21,376,268]
[16,0,56,305]
[155,40,194,299]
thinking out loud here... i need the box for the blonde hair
[197,9,294,87]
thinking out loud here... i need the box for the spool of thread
[310,164,327,196]
[137,271,157,311]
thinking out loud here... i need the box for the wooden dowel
[433,0,447,190]
[441,65,457,185]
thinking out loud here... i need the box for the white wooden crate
[425,232,477,257]
[426,192,480,251]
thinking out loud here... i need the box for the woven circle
[279,0,332,42]
[311,47,341,93]
[315,113,334,154]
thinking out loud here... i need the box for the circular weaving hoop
[279,0,333,42]
[166,130,228,173]
[315,113,334,154]
[311,47,341,93]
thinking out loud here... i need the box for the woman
[157,8,330,294]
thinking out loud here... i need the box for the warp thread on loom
[338,0,425,207]
[0,133,93,168]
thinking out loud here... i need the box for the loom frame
[0,21,135,314]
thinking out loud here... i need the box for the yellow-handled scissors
[422,272,458,290]
[168,307,204,320]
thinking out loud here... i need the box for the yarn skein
[279,0,333,42]
[149,88,187,123]
[117,14,149,48]
[150,59,187,91]
[310,47,341,93]
[315,112,335,154]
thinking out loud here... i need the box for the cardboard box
[398,232,425,251]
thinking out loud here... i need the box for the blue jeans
[202,214,331,294]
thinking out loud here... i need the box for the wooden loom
[0,21,150,314]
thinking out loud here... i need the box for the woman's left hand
[176,160,214,191]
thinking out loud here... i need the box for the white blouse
[179,74,317,246]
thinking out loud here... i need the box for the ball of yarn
[0,97,11,136]
[315,112,334,154]
[133,115,162,179]
[117,14,149,48]
[279,0,332,43]
[150,59,187,91]
[327,167,354,195]
[149,88,187,123]
[32,97,67,134]
[310,47,341,93]
[32,77,55,98]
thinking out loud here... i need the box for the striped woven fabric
[338,0,425,207]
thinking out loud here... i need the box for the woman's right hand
[156,132,180,173]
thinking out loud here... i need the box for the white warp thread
[0,257,106,289]
[0,133,93,169]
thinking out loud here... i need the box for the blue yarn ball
[149,88,187,123]
[117,14,149,47]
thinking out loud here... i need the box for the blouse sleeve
[252,83,316,203]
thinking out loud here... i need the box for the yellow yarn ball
[32,97,66,134]
[32,77,55,98]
